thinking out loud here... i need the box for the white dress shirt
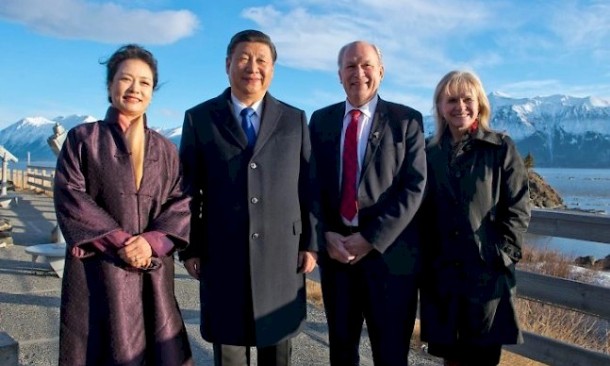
[340,95,379,225]
[231,94,263,136]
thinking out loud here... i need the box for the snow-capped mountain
[2,92,610,167]
[423,93,610,167]
[0,115,182,166]
[153,126,182,146]
[0,115,97,165]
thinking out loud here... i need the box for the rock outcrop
[574,254,610,271]
[528,170,566,209]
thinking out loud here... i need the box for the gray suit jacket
[179,88,316,346]
[309,98,426,272]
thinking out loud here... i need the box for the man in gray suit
[179,29,317,366]
[309,41,427,365]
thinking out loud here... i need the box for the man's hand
[343,233,374,264]
[184,258,201,280]
[298,251,318,273]
[118,235,153,268]
[324,231,356,264]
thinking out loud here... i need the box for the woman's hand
[118,235,153,268]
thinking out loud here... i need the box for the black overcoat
[179,89,316,346]
[420,128,531,346]
[54,108,192,365]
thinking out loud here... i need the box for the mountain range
[423,92,610,167]
[2,93,610,168]
[0,115,182,168]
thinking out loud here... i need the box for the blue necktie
[240,107,256,148]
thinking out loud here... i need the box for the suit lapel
[328,105,346,197]
[360,99,389,184]
[210,89,249,149]
[253,93,282,155]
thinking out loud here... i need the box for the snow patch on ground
[569,265,610,288]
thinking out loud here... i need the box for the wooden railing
[1,167,609,364]
[4,165,55,196]
[25,165,55,195]
[509,208,610,366]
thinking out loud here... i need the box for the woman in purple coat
[54,44,193,365]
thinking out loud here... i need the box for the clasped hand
[117,235,153,269]
[324,231,373,264]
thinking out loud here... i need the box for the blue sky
[1,0,609,130]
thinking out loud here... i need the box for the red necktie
[340,109,361,221]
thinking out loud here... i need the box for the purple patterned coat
[54,108,193,366]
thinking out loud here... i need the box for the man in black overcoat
[179,29,317,366]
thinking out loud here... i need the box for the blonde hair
[431,70,491,144]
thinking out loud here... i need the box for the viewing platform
[0,189,441,366]
[4,181,609,365]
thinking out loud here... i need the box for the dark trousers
[427,343,502,366]
[212,340,292,366]
[319,251,418,366]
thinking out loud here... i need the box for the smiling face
[338,42,384,107]
[226,41,274,105]
[439,86,480,141]
[108,58,154,119]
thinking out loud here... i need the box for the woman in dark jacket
[419,70,531,366]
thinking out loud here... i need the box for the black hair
[226,29,277,62]
[101,44,158,103]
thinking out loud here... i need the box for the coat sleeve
[298,109,318,252]
[142,139,191,251]
[497,136,531,262]
[53,128,127,251]
[177,110,204,260]
[360,110,427,253]
[307,109,333,251]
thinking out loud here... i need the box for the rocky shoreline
[574,255,610,271]
[528,170,566,210]
[528,169,610,271]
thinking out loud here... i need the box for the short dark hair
[226,29,277,63]
[101,44,159,103]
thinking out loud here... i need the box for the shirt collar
[231,93,263,118]
[344,95,378,119]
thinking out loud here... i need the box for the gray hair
[337,41,383,67]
